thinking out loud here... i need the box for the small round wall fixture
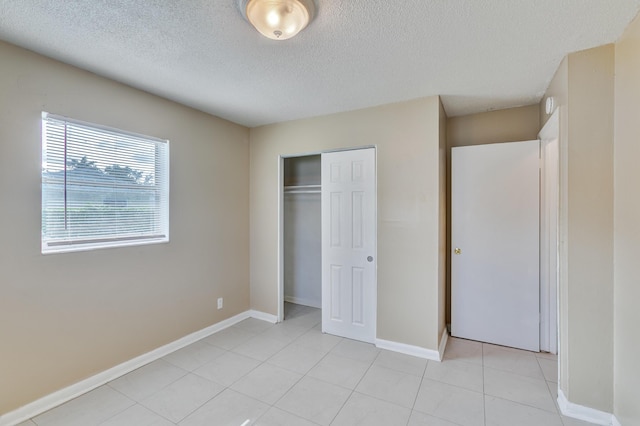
[239,0,316,40]
[545,96,555,115]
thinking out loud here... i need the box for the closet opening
[277,147,377,344]
[280,154,322,322]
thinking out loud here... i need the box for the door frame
[539,110,560,354]
[277,146,378,323]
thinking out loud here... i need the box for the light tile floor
[21,303,595,426]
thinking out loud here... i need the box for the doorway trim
[539,109,560,354]
[277,145,377,323]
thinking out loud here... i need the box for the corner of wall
[438,97,448,344]
[557,42,615,413]
[613,11,640,425]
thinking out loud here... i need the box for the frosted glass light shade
[241,0,315,40]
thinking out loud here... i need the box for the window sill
[41,236,169,255]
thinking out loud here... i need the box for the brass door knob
[454,248,462,255]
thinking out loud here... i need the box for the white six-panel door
[321,148,376,343]
[451,140,540,352]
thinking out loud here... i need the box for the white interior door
[451,140,540,352]
[321,148,376,343]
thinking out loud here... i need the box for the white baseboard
[375,338,440,361]
[284,295,321,309]
[0,310,274,426]
[557,388,617,426]
[376,330,448,362]
[248,309,278,323]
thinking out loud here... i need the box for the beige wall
[567,45,615,412]
[249,97,446,350]
[543,25,640,423]
[613,14,640,425]
[448,105,541,148]
[0,41,250,415]
[445,105,540,322]
[541,45,615,412]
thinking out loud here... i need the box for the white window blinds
[41,112,169,253]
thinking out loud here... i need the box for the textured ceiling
[0,0,639,127]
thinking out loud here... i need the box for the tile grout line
[187,315,307,425]
[252,308,333,425]
[153,335,259,425]
[483,343,565,421]
[95,385,138,425]
[97,359,190,425]
[243,312,320,423]
[326,347,381,425]
[406,359,428,426]
[264,334,331,424]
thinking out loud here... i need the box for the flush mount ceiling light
[239,0,315,40]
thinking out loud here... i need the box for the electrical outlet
[217,298,223,310]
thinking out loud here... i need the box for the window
[41,113,169,253]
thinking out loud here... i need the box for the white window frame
[41,112,169,254]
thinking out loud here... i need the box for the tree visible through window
[41,113,169,253]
